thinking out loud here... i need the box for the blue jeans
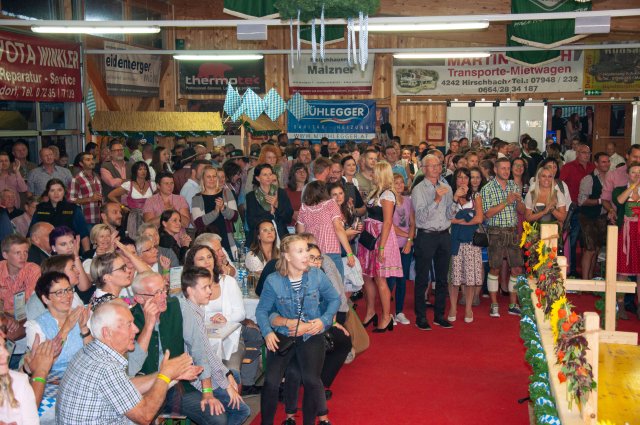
[386,248,413,314]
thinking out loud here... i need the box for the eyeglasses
[137,287,168,297]
[111,264,130,274]
[309,255,323,262]
[49,287,74,298]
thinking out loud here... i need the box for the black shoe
[281,418,296,425]
[372,316,394,333]
[434,318,453,329]
[325,389,332,401]
[362,313,378,328]
[318,421,331,425]
[242,385,262,397]
[416,321,432,331]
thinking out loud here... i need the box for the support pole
[604,225,618,332]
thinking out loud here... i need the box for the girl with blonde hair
[358,161,403,333]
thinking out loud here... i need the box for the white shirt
[180,178,200,210]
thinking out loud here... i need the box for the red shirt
[560,160,595,202]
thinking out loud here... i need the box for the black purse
[358,229,378,251]
[276,288,306,356]
[472,223,489,247]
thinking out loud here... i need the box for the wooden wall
[85,0,640,146]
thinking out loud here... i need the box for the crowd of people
[1,131,639,425]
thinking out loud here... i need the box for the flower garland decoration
[518,222,597,418]
[551,298,597,410]
[516,277,561,425]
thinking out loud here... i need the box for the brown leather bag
[343,306,369,355]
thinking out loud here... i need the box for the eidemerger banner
[287,100,376,142]
[288,53,375,95]
[0,30,81,102]
[393,51,583,96]
[104,41,161,97]
[179,58,265,95]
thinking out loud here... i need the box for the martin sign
[179,59,265,95]
[288,53,375,95]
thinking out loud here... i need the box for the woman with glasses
[138,223,180,269]
[256,235,340,425]
[25,255,85,321]
[25,272,93,424]
[49,226,93,303]
[245,220,280,275]
[192,166,238,258]
[89,243,148,307]
[136,235,171,279]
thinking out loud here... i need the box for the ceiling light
[32,26,160,34]
[173,54,264,61]
[393,52,490,59]
[356,22,489,32]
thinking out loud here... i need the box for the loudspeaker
[237,24,268,41]
[575,16,610,34]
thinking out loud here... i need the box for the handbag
[276,287,306,356]
[358,229,378,251]
[472,223,489,247]
[343,306,369,355]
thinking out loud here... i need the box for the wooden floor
[598,343,640,424]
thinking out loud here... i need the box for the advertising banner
[392,51,583,96]
[0,30,81,102]
[287,100,376,142]
[288,53,375,95]
[583,48,640,92]
[179,59,265,95]
[104,41,161,97]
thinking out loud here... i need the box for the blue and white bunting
[264,89,286,121]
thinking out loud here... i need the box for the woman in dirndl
[358,161,403,333]
[612,162,640,317]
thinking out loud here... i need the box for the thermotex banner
[288,53,375,95]
[0,30,81,102]
[392,51,583,96]
[179,59,265,95]
[104,41,161,97]
[287,100,376,142]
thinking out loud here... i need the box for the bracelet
[32,377,46,384]
[225,371,233,378]
[157,373,171,384]
[333,321,337,326]
[161,269,170,275]
[202,387,213,394]
[346,253,354,257]
[378,247,384,251]
[80,329,91,338]
[407,238,413,242]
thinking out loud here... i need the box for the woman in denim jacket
[256,235,340,425]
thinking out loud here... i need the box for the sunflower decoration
[521,221,541,278]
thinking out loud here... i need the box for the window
[1,0,60,20]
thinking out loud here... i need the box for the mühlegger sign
[0,30,81,102]
[287,100,376,142]
[179,59,265,95]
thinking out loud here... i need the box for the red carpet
[252,286,531,425]
[251,290,640,425]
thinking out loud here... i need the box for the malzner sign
[288,53,375,95]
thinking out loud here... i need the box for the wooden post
[604,225,618,332]
[581,312,600,423]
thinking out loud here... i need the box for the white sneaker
[344,348,356,364]
[490,303,500,318]
[395,312,410,325]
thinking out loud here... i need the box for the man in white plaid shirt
[56,300,200,424]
